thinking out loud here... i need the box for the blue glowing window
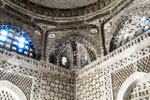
[111,15,150,51]
[0,30,8,36]
[0,35,7,41]
[118,31,122,36]
[145,19,150,24]
[0,25,35,57]
[83,55,87,62]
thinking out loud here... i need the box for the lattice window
[0,24,35,57]
[129,81,150,100]
[110,15,150,51]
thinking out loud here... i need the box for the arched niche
[110,15,150,51]
[104,1,150,53]
[48,35,97,69]
[117,72,150,100]
[0,80,27,100]
[0,24,37,58]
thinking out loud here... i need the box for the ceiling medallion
[48,34,56,39]
[104,22,111,30]
[90,29,98,35]
[34,31,41,37]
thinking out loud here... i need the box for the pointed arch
[117,72,150,100]
[0,24,36,58]
[0,80,27,100]
[110,15,150,51]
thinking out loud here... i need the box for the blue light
[0,24,35,58]
[145,19,150,24]
[0,36,7,41]
[0,30,8,36]
[18,36,25,48]
[19,37,25,43]
[18,43,24,48]
[83,56,87,62]
[118,31,122,36]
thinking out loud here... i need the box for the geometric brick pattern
[111,65,134,100]
[0,89,16,100]
[0,70,32,100]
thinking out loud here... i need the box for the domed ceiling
[29,0,98,8]
[3,0,116,18]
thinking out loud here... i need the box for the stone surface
[0,0,150,100]
[29,0,98,8]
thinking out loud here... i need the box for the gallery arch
[49,35,97,69]
[110,15,150,52]
[117,72,150,100]
[0,24,36,58]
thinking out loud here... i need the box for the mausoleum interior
[0,0,150,100]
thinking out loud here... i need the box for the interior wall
[0,0,150,100]
[76,0,150,99]
[0,12,43,59]
[0,48,75,100]
[76,36,150,100]
[104,0,150,54]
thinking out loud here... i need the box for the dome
[4,0,116,18]
[29,0,98,9]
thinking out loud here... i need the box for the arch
[117,72,150,100]
[0,18,42,58]
[0,24,36,58]
[48,34,97,69]
[110,15,150,51]
[104,2,150,53]
[49,33,99,56]
[0,80,27,100]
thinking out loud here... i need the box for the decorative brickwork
[0,89,16,100]
[0,0,150,100]
[129,81,150,100]
[76,69,105,100]
[0,70,32,100]
[111,65,134,100]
